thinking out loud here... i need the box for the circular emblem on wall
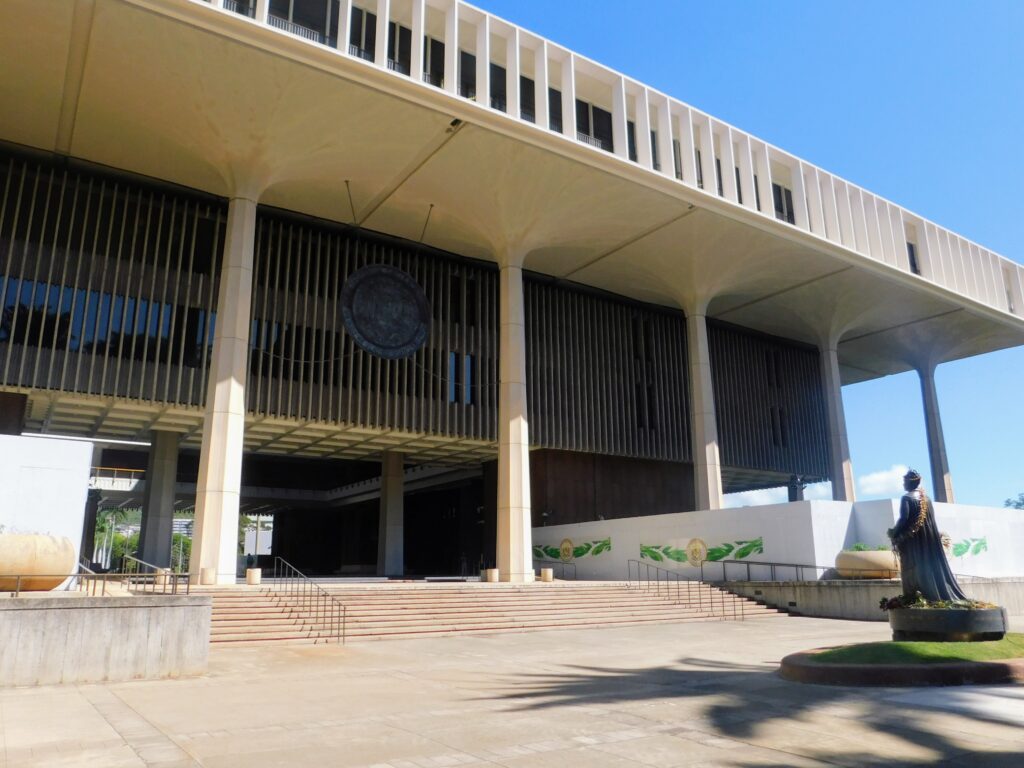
[685,538,709,567]
[559,539,575,563]
[340,265,430,359]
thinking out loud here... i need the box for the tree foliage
[1006,493,1024,510]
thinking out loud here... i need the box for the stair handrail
[626,559,742,620]
[700,557,996,584]
[532,559,577,580]
[118,554,190,595]
[269,557,346,644]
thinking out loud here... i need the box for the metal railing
[532,559,577,580]
[701,558,898,583]
[222,0,255,18]
[3,570,110,597]
[422,71,444,88]
[268,557,346,644]
[120,555,192,594]
[349,44,374,62]
[699,557,989,584]
[268,14,330,46]
[627,559,743,620]
[577,132,613,152]
[387,58,410,76]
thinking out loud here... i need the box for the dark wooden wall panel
[531,449,696,525]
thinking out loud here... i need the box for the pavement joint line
[81,686,198,767]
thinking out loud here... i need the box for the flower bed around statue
[880,591,1008,642]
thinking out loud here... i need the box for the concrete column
[533,41,549,129]
[611,77,628,159]
[139,430,180,567]
[635,88,653,170]
[505,28,520,118]
[191,197,257,585]
[80,489,100,567]
[720,128,738,202]
[409,0,424,81]
[790,161,810,230]
[560,54,576,137]
[254,0,268,23]
[443,0,458,95]
[338,0,353,56]
[697,115,716,194]
[686,312,723,510]
[376,451,405,576]
[475,14,490,106]
[820,346,855,501]
[919,364,955,503]
[676,107,697,187]
[497,262,534,582]
[374,0,390,67]
[655,95,674,179]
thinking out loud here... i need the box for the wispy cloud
[723,481,834,508]
[858,464,909,497]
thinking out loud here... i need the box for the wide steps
[203,581,782,646]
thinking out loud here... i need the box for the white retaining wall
[533,500,1024,581]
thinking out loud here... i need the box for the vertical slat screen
[247,209,499,440]
[707,321,829,481]
[524,277,691,462]
[0,150,224,406]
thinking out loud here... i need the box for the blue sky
[478,0,1024,507]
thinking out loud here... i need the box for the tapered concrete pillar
[686,313,723,510]
[497,262,534,583]
[821,346,856,501]
[376,451,404,577]
[139,430,180,567]
[919,364,955,503]
[191,197,257,584]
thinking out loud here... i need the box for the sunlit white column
[635,88,653,169]
[374,0,390,67]
[720,128,738,202]
[560,54,576,137]
[656,95,675,179]
[612,77,629,159]
[254,0,268,23]
[475,14,490,106]
[697,115,716,193]
[805,166,826,235]
[790,161,810,230]
[735,133,756,211]
[676,107,697,187]
[444,0,459,95]
[506,28,520,118]
[497,257,534,583]
[410,0,424,81]
[534,41,549,128]
[192,197,257,585]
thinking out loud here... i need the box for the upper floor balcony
[199,0,1023,322]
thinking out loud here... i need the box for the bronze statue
[887,469,966,602]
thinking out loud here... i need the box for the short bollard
[540,568,554,583]
[246,568,262,586]
[200,567,216,585]
[484,568,499,583]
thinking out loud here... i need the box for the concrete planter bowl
[0,534,75,591]
[889,606,1009,642]
[834,550,899,579]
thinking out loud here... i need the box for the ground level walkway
[2,616,1023,767]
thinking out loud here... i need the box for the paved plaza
[2,616,1023,767]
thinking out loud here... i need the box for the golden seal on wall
[686,538,709,566]
[559,538,574,562]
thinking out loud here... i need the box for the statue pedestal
[889,606,1008,642]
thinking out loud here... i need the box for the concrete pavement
[2,616,1023,767]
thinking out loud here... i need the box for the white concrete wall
[534,500,1024,581]
[0,435,92,567]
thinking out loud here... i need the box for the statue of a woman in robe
[887,469,966,602]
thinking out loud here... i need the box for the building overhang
[3,0,1023,388]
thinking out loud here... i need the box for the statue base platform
[889,606,1008,642]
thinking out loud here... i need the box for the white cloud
[723,487,788,508]
[858,464,909,497]
[723,480,834,508]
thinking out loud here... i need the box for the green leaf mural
[951,537,987,558]
[533,538,611,562]
[641,537,764,566]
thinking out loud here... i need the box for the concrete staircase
[199,581,785,646]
